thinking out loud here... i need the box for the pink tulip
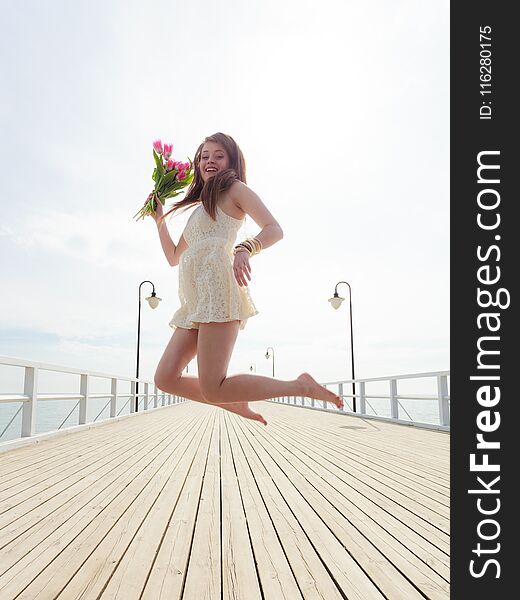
[178,170,186,181]
[163,143,173,159]
[182,161,190,171]
[152,139,163,154]
[166,158,175,171]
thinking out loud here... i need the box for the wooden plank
[237,417,450,599]
[98,412,215,599]
[0,404,191,472]
[0,409,210,599]
[272,403,450,459]
[0,413,193,523]
[230,415,383,599]
[273,417,449,498]
[233,416,429,600]
[220,412,263,599]
[270,406,449,491]
[273,407,449,475]
[0,401,452,599]
[182,409,221,599]
[260,410,450,555]
[0,414,198,546]
[268,417,450,524]
[225,413,303,600]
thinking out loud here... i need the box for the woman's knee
[154,372,180,393]
[154,328,198,391]
[198,377,224,404]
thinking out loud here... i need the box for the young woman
[148,132,343,425]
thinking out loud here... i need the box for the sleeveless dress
[169,203,259,331]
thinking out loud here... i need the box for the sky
[0,0,449,396]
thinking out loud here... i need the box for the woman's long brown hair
[156,132,247,226]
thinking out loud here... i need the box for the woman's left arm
[229,180,284,249]
[229,180,284,287]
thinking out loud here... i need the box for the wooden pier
[0,401,449,599]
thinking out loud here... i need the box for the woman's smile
[200,141,230,181]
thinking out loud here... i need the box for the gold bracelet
[245,237,261,255]
[233,246,250,256]
[234,242,252,255]
[251,237,262,253]
[234,236,263,257]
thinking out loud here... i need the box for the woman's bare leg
[196,321,343,408]
[157,373,267,425]
[154,326,268,424]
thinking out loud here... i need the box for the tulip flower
[152,139,163,154]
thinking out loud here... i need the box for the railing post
[110,378,117,418]
[153,384,158,408]
[144,382,150,410]
[130,381,136,413]
[79,374,88,425]
[390,379,399,420]
[21,366,38,438]
[437,375,450,426]
[359,381,366,415]
[338,383,344,411]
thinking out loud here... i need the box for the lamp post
[265,346,275,377]
[328,281,356,413]
[136,280,162,412]
[249,362,257,372]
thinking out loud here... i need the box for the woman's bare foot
[297,372,344,409]
[217,401,268,425]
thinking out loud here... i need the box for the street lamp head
[146,293,162,309]
[328,293,344,310]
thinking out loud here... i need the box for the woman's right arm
[148,195,187,266]
[155,220,177,266]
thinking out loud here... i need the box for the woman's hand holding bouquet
[143,191,164,224]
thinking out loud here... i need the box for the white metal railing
[272,370,450,431]
[0,355,188,445]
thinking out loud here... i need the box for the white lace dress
[169,203,259,331]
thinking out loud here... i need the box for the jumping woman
[149,132,343,425]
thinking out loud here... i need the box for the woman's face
[199,141,230,183]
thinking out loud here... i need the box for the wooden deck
[0,401,450,599]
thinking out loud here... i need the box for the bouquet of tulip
[133,139,195,221]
